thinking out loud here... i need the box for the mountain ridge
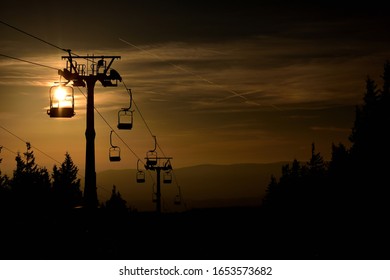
[96,162,288,212]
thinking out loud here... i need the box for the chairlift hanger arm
[110,130,116,147]
[120,89,133,110]
[126,88,133,110]
[137,159,142,171]
[149,135,157,152]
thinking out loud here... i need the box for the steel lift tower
[143,136,173,213]
[57,53,121,209]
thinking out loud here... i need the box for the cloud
[118,37,390,114]
[2,34,388,114]
[2,6,390,169]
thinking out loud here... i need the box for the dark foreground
[1,206,389,260]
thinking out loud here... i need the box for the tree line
[0,144,126,212]
[261,60,390,257]
[0,145,82,211]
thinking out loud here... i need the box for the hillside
[96,162,286,212]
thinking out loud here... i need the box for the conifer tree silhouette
[11,142,51,210]
[262,60,390,258]
[105,185,127,211]
[0,149,11,209]
[52,152,82,209]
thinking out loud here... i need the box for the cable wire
[0,19,94,63]
[75,87,156,185]
[0,144,17,155]
[0,124,61,164]
[0,51,155,197]
[120,82,184,206]
[0,19,69,52]
[0,22,182,206]
[0,123,112,199]
[0,53,59,70]
[121,81,168,158]
[119,37,284,111]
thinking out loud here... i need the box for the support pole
[58,55,121,209]
[144,156,172,214]
[156,168,161,214]
[83,76,98,209]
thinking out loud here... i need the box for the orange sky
[1,1,390,179]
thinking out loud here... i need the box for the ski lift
[163,159,172,171]
[117,109,133,130]
[146,136,158,167]
[47,84,75,118]
[136,170,145,183]
[163,171,172,184]
[136,159,145,183]
[117,88,133,130]
[146,150,157,166]
[109,130,121,162]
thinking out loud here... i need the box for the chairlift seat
[109,155,121,162]
[109,146,121,162]
[146,158,158,166]
[117,109,133,130]
[163,172,172,184]
[146,151,158,166]
[117,123,133,130]
[47,108,74,118]
[136,171,145,183]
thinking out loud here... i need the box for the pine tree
[0,147,9,190]
[380,60,390,99]
[11,143,51,209]
[307,143,326,177]
[0,148,11,209]
[52,152,82,209]
[349,76,380,158]
[378,60,390,170]
[105,185,127,211]
[348,63,390,213]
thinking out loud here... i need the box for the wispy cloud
[117,37,389,114]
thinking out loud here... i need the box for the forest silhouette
[1,61,390,260]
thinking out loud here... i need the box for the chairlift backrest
[136,171,145,183]
[109,146,121,162]
[146,151,158,166]
[117,109,133,130]
[109,130,121,161]
[163,171,172,184]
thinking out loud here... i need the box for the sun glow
[53,87,67,102]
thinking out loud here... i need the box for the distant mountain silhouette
[96,162,287,212]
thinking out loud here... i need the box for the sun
[53,86,68,102]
